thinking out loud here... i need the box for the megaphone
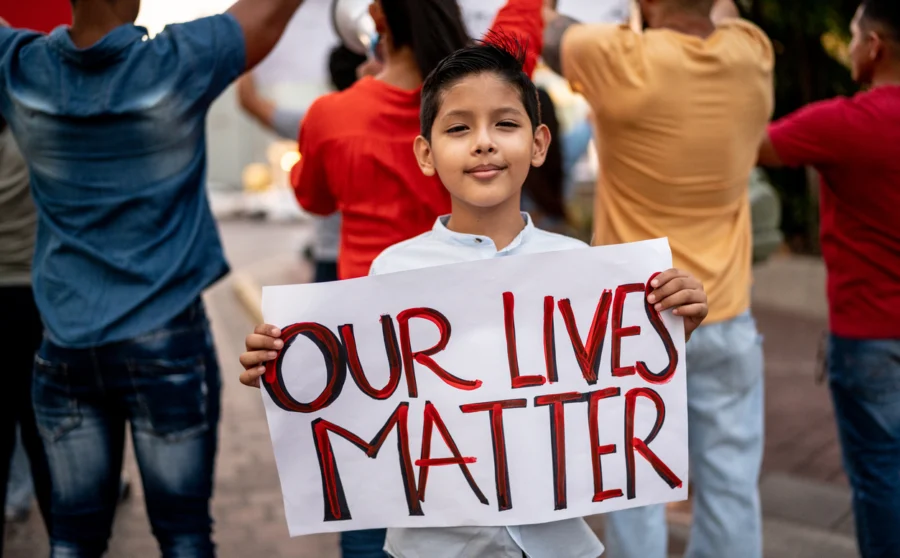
[331,0,379,57]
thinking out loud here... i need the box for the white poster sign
[261,238,688,537]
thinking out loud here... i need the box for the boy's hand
[239,324,283,388]
[646,269,708,342]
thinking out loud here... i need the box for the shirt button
[475,238,483,243]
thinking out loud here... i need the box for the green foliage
[744,0,859,253]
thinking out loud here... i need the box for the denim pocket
[32,355,82,442]
[828,338,900,405]
[686,312,764,395]
[127,355,210,442]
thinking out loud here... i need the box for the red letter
[398,308,482,398]
[311,402,422,521]
[558,291,613,385]
[264,322,346,414]
[544,296,559,383]
[624,387,683,500]
[338,315,402,400]
[585,388,624,502]
[533,392,583,510]
[416,401,489,506]
[611,283,644,377]
[635,273,679,385]
[502,292,548,389]
[460,398,528,511]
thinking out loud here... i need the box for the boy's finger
[648,276,690,304]
[254,323,282,337]
[649,268,687,289]
[239,366,266,389]
[654,289,705,311]
[245,333,284,351]
[672,303,709,318]
[239,350,279,369]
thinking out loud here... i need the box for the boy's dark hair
[328,45,367,92]
[419,38,540,140]
[861,0,900,42]
[380,0,471,82]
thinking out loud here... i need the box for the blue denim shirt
[0,15,246,348]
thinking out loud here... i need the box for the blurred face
[849,6,881,84]
[414,73,550,211]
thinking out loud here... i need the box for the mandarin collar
[430,212,535,253]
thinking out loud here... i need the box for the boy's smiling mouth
[465,163,508,181]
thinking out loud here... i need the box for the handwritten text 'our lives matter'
[263,272,682,523]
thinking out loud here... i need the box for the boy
[240,42,709,558]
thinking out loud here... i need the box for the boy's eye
[446,125,468,134]
[497,121,521,129]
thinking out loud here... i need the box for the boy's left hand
[646,268,708,341]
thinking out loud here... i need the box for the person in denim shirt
[0,0,309,555]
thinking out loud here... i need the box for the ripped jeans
[33,300,220,558]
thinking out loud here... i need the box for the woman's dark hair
[380,0,471,81]
[328,45,367,92]
[522,89,566,220]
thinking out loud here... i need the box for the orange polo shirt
[292,0,544,279]
[561,19,774,323]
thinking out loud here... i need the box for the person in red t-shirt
[758,2,900,555]
[291,0,545,280]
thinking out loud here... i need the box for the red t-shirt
[3,1,72,33]
[292,0,544,279]
[768,86,900,339]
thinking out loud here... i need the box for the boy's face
[414,73,550,210]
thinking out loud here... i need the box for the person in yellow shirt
[542,1,774,557]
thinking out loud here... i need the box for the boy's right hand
[239,324,283,388]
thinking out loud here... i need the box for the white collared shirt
[371,214,604,558]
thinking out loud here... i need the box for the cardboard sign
[261,238,688,537]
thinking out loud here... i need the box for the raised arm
[711,0,741,24]
[486,0,546,77]
[542,5,581,76]
[227,0,306,70]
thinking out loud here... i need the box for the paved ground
[4,220,858,557]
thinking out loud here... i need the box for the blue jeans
[828,335,900,558]
[341,529,387,557]
[604,312,764,558]
[33,300,221,558]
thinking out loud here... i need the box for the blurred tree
[742,0,859,253]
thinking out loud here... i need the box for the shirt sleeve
[291,100,338,216]
[157,14,247,107]
[768,98,852,168]
[560,24,631,109]
[484,0,543,77]
[271,107,305,141]
[0,27,26,118]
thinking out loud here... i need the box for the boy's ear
[530,123,552,168]
[413,136,437,177]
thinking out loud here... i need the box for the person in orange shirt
[541,0,773,557]
[291,0,546,280]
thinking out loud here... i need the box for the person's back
[0,19,245,347]
[561,17,773,323]
[294,76,448,279]
[542,1,773,557]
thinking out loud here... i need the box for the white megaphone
[331,0,379,57]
